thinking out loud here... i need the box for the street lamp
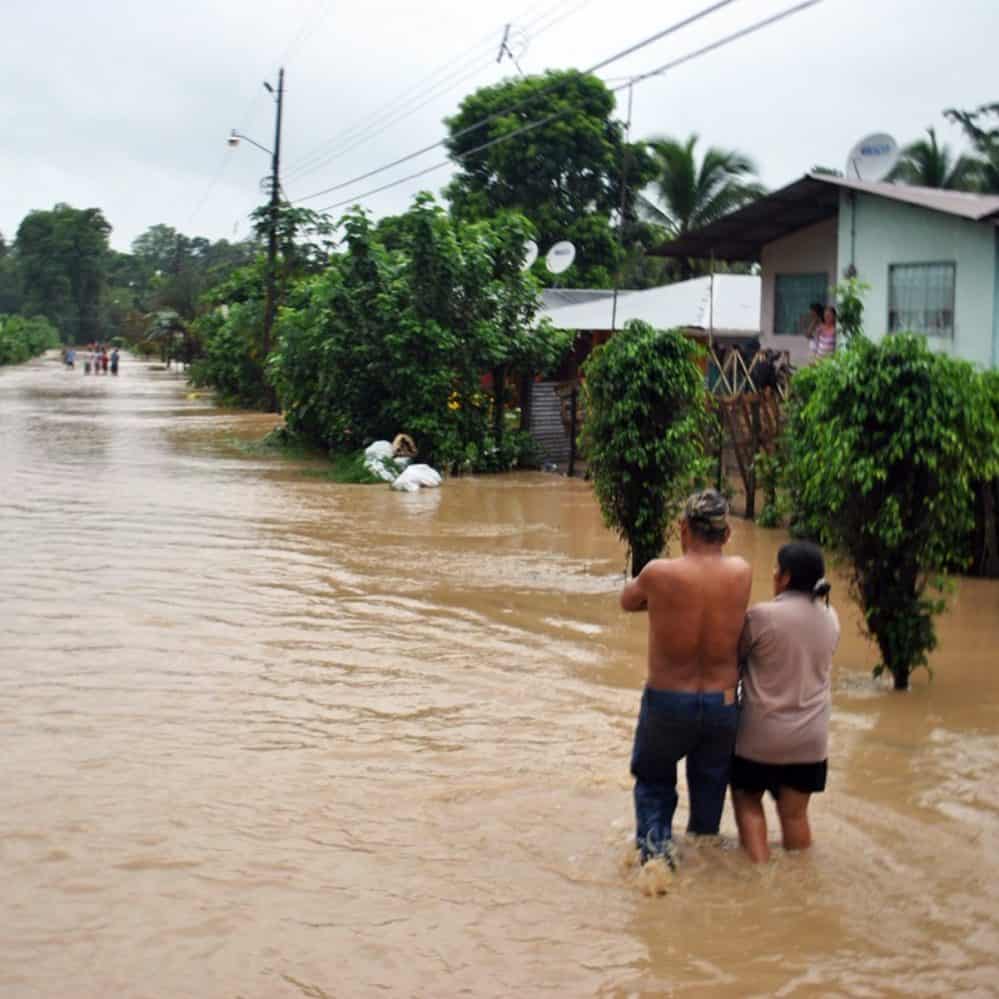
[228,68,284,411]
[227,129,272,156]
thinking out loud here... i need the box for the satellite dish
[545,240,576,275]
[522,240,538,271]
[845,133,900,182]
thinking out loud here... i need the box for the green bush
[270,196,570,471]
[786,333,995,689]
[188,264,273,409]
[0,314,61,365]
[581,321,712,576]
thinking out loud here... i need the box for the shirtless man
[620,489,752,864]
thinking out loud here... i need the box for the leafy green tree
[944,102,999,193]
[271,196,569,469]
[188,203,333,409]
[888,127,981,190]
[0,231,21,315]
[188,261,270,408]
[444,70,655,288]
[834,276,870,342]
[15,204,111,342]
[581,322,712,576]
[128,224,255,323]
[786,334,994,689]
[639,134,765,278]
[249,203,336,280]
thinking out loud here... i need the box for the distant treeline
[0,207,255,347]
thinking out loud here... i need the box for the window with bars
[774,273,829,335]
[888,262,956,337]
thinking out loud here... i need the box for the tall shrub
[786,333,992,689]
[970,370,999,576]
[581,321,711,576]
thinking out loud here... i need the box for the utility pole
[263,67,284,370]
[496,23,525,76]
[610,80,635,333]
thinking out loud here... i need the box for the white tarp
[364,441,441,491]
[539,274,761,337]
[391,464,442,493]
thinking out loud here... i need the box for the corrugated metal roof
[539,274,760,335]
[823,174,999,221]
[539,289,621,311]
[652,174,999,262]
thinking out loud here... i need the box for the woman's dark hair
[808,302,824,318]
[777,541,830,600]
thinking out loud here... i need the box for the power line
[283,50,497,182]
[284,0,578,181]
[313,0,823,214]
[187,0,331,228]
[278,0,334,66]
[294,0,743,205]
[285,0,594,186]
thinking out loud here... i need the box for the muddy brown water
[2,353,998,998]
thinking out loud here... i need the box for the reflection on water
[2,352,998,997]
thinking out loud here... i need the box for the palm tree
[945,104,999,193]
[888,127,981,190]
[638,134,766,278]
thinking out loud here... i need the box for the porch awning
[650,175,840,262]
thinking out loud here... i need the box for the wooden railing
[707,346,792,401]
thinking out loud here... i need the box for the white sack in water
[363,440,400,482]
[391,464,442,493]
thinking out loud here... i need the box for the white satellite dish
[545,240,576,275]
[845,133,900,182]
[522,239,539,271]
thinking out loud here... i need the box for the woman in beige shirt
[732,542,840,863]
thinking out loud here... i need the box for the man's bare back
[622,550,752,692]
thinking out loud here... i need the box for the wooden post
[722,402,750,504]
[519,374,532,432]
[746,396,761,520]
[493,364,506,442]
[567,385,578,478]
[715,410,724,492]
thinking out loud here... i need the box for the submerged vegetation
[0,314,61,365]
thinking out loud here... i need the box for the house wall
[837,191,998,368]
[759,217,838,366]
[994,229,999,368]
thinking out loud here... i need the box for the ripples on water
[1,353,998,997]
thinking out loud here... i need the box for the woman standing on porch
[811,306,838,359]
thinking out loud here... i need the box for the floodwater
[2,353,998,999]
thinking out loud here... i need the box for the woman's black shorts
[730,754,827,798]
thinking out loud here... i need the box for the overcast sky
[2,0,995,251]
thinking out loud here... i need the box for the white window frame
[887,261,956,338]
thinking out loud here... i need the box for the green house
[654,174,999,369]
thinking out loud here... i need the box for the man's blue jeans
[630,687,738,860]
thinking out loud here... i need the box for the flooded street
[2,352,998,998]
